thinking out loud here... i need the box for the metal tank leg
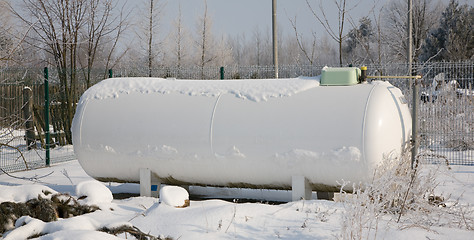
[292,176,312,201]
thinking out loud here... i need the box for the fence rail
[1,62,473,174]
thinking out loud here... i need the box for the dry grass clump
[339,146,473,239]
[0,191,99,234]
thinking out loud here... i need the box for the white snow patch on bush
[159,185,189,208]
[0,185,57,203]
[4,215,124,240]
[75,181,113,205]
[3,216,45,240]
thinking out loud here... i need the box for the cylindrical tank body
[72,77,411,191]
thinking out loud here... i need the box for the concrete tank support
[140,168,161,197]
[292,176,312,201]
[140,168,151,197]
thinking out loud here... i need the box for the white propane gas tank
[72,72,411,192]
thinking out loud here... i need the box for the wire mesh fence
[111,65,322,80]
[1,102,76,174]
[414,62,473,165]
[0,68,82,173]
[1,62,473,174]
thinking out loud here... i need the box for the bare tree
[215,34,233,66]
[288,16,318,65]
[279,35,300,65]
[194,0,216,78]
[102,7,129,76]
[0,0,14,65]
[167,3,191,70]
[371,5,390,66]
[12,0,88,144]
[382,0,443,62]
[229,33,246,66]
[10,0,129,144]
[131,0,164,76]
[306,0,356,66]
[145,0,165,76]
[147,0,155,77]
[252,26,263,66]
[250,26,272,66]
[0,0,34,68]
[78,0,129,87]
[318,35,339,65]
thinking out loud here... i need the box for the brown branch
[100,225,171,240]
[0,167,54,182]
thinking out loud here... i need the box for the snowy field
[0,160,473,239]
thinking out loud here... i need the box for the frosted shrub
[339,146,472,239]
[339,148,418,239]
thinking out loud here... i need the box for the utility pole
[408,0,413,74]
[272,0,278,78]
[408,0,417,169]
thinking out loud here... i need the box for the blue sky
[130,0,386,40]
[9,0,473,43]
[10,0,467,55]
[127,0,472,43]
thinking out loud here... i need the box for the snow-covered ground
[0,160,473,239]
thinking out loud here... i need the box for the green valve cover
[321,67,361,86]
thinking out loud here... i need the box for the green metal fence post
[220,67,224,80]
[44,67,50,167]
[108,69,113,78]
